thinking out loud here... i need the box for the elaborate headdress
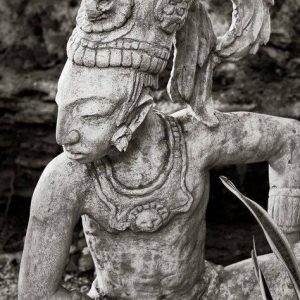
[67,0,274,126]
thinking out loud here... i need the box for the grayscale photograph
[1,0,300,299]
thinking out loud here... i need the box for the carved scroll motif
[215,0,274,62]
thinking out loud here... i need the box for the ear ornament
[111,126,132,152]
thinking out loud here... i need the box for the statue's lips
[64,149,86,161]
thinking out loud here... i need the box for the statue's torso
[82,113,213,299]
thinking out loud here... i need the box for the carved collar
[90,113,193,232]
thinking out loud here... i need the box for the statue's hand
[215,0,274,62]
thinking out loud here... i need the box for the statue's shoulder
[41,153,91,184]
[171,108,219,167]
[171,108,217,143]
[31,153,93,218]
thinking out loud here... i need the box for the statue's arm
[208,111,300,243]
[18,154,91,300]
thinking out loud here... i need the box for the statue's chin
[63,150,95,164]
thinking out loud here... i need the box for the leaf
[220,176,300,299]
[251,237,273,300]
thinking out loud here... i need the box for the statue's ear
[127,91,154,134]
[168,1,219,128]
[111,91,153,152]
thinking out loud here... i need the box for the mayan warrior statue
[18,0,300,299]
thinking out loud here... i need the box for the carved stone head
[57,0,195,163]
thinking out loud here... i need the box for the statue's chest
[89,115,193,233]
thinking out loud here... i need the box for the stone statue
[18,0,300,299]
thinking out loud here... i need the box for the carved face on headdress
[77,0,134,33]
[154,0,191,34]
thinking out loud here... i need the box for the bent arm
[210,112,300,243]
[18,155,91,300]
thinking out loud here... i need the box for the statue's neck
[107,109,168,188]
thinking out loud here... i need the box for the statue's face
[82,0,133,32]
[56,61,134,163]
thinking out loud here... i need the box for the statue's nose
[56,129,80,146]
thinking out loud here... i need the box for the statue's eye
[76,98,116,122]
[81,114,104,124]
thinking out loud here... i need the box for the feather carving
[168,0,218,127]
[168,0,201,103]
[215,0,274,61]
[169,0,274,127]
